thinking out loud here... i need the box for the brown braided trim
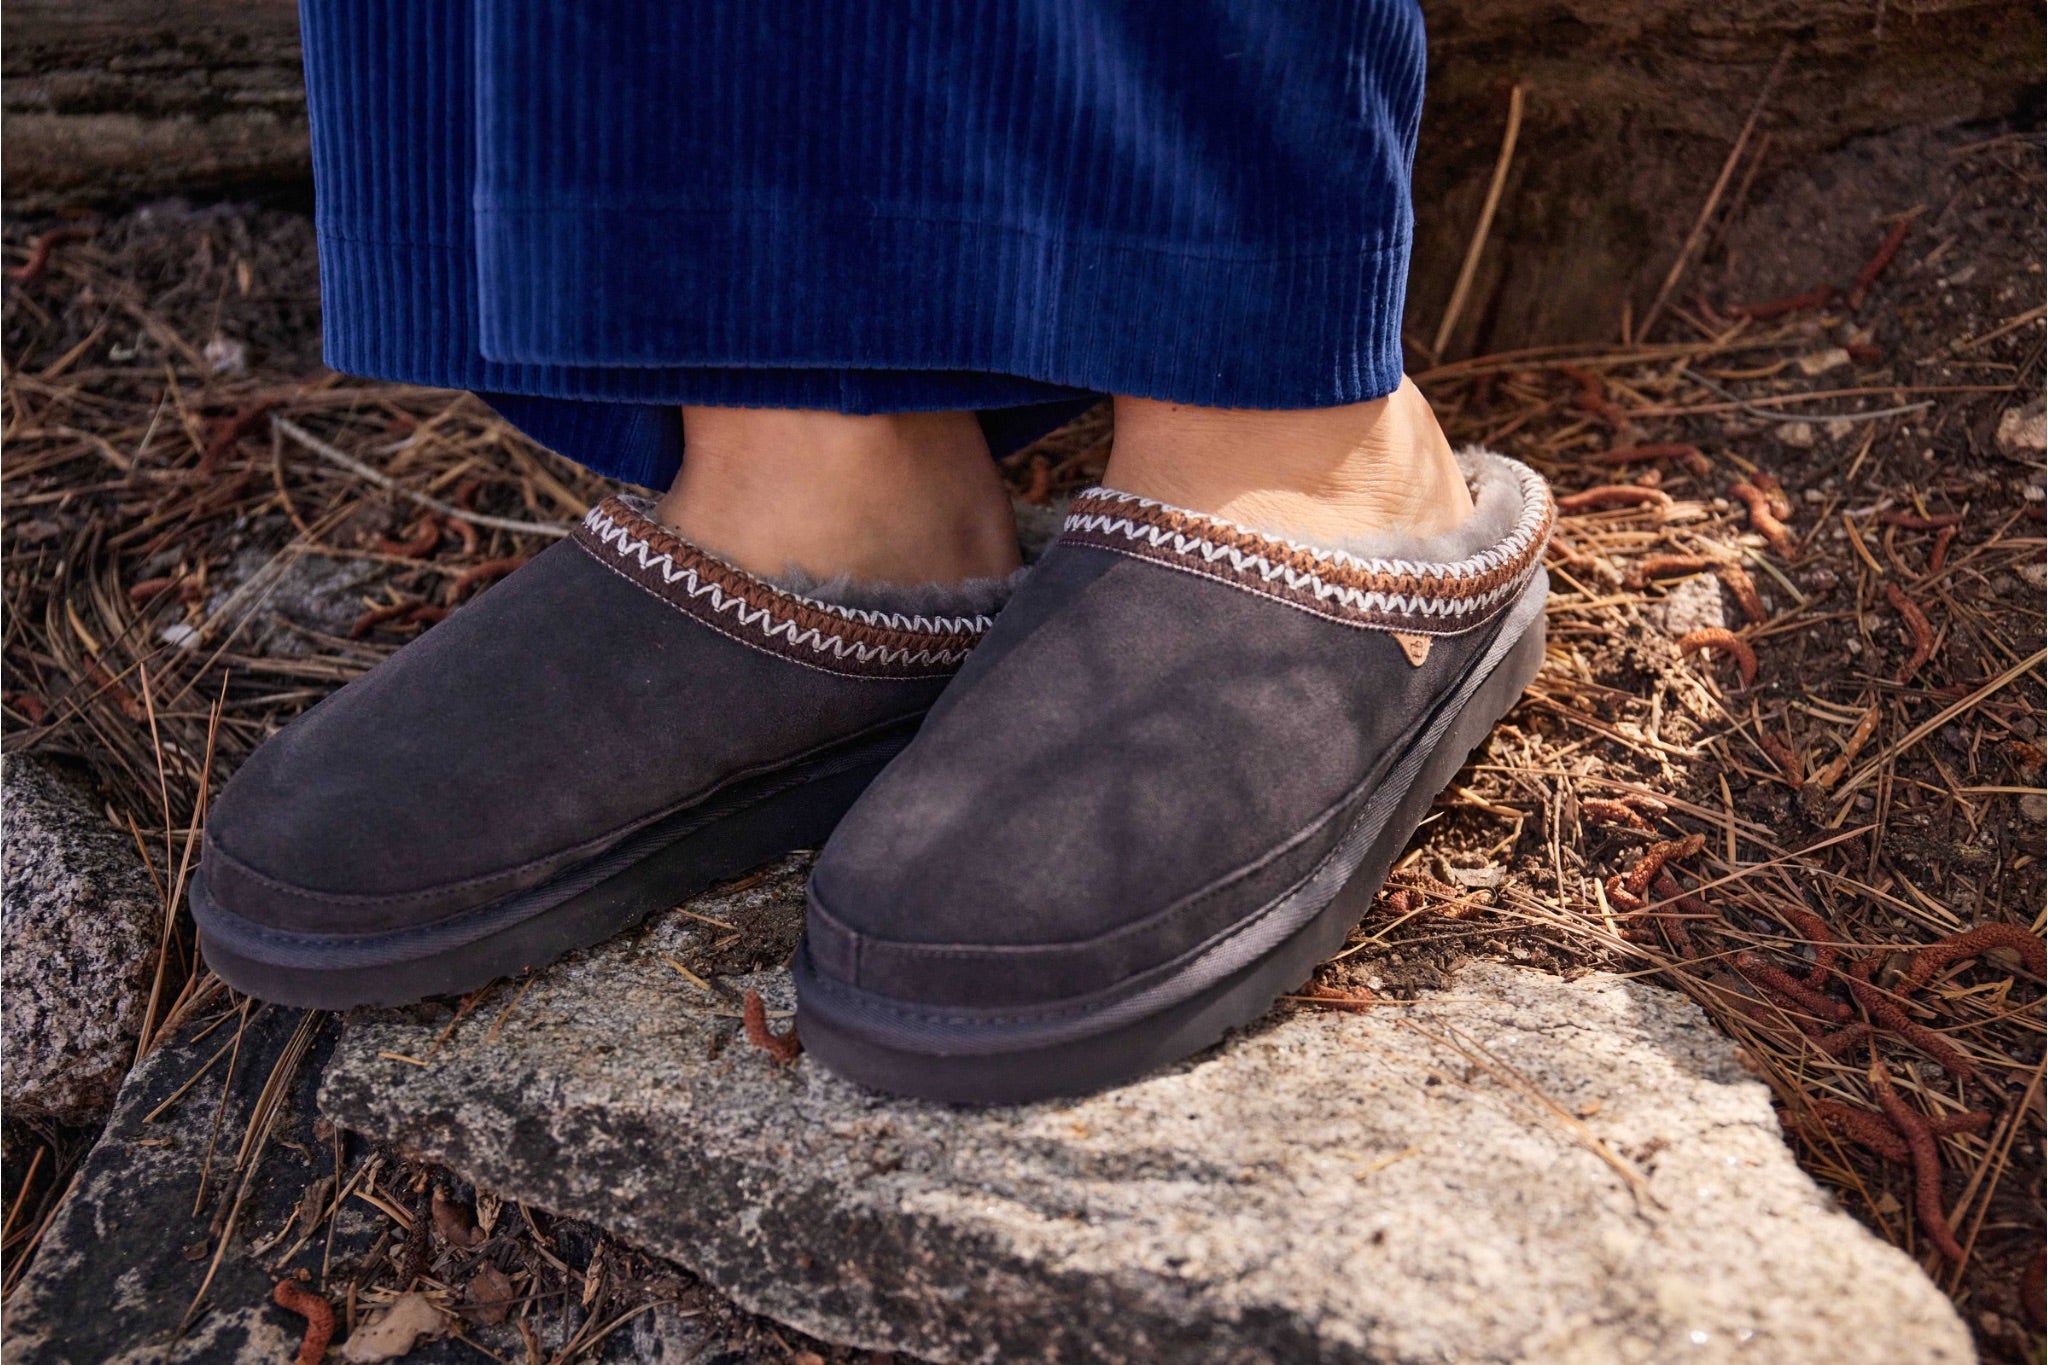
[1059,461,1552,635]
[573,496,992,679]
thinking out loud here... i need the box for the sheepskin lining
[766,564,1029,618]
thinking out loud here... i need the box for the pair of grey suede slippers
[194,450,1554,1104]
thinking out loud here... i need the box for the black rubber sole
[195,729,914,1010]
[795,582,1549,1104]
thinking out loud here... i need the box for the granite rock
[1652,570,1730,641]
[1,1003,783,1364]
[3,1007,340,1364]
[1,756,163,1124]
[319,886,1972,1365]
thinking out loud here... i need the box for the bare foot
[1104,378,1473,544]
[658,408,1021,585]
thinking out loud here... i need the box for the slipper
[194,494,1008,1009]
[795,449,1553,1102]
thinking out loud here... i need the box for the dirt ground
[3,117,2043,1360]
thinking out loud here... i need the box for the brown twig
[1677,628,1758,688]
[1772,902,1841,986]
[1750,472,1791,521]
[349,601,448,639]
[377,514,443,559]
[1647,869,1708,958]
[1755,731,1805,789]
[1903,923,2045,990]
[741,989,801,1063]
[1433,82,1524,358]
[1842,957,1976,1081]
[1877,509,1965,530]
[1814,1023,1875,1058]
[1729,482,1795,554]
[200,404,274,478]
[1868,1055,1966,1262]
[1588,443,1711,476]
[1811,706,1881,789]
[83,659,145,721]
[1556,485,1671,515]
[1786,1099,1910,1162]
[1734,951,1851,1022]
[1850,219,1912,306]
[1927,525,1956,574]
[449,556,527,601]
[1624,834,1707,898]
[1558,364,1632,433]
[273,1280,335,1365]
[1639,45,1789,338]
[128,576,178,603]
[1884,583,1934,683]
[1297,982,1381,1014]
[7,225,92,284]
[1581,797,1653,831]
[1627,554,1717,585]
[1730,285,1838,321]
[1718,563,1767,624]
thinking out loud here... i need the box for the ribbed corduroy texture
[301,1,1426,487]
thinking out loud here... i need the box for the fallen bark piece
[341,1291,449,1363]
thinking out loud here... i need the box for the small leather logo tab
[1391,631,1432,666]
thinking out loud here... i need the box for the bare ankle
[657,408,1021,585]
[1105,378,1474,545]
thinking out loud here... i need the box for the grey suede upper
[805,541,1518,1009]
[202,532,959,935]
[805,451,1554,1012]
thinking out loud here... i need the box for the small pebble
[1998,404,2047,457]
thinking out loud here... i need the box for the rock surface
[2,1003,779,1364]
[1651,570,1730,640]
[1,756,163,1124]
[5,1007,337,1364]
[320,891,1973,1365]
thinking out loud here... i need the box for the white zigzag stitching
[1064,460,1550,622]
[581,507,988,668]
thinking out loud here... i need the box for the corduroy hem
[474,205,1410,409]
[320,211,1411,412]
[317,235,1091,414]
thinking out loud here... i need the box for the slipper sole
[196,725,917,1010]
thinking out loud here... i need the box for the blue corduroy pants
[300,1,1427,488]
